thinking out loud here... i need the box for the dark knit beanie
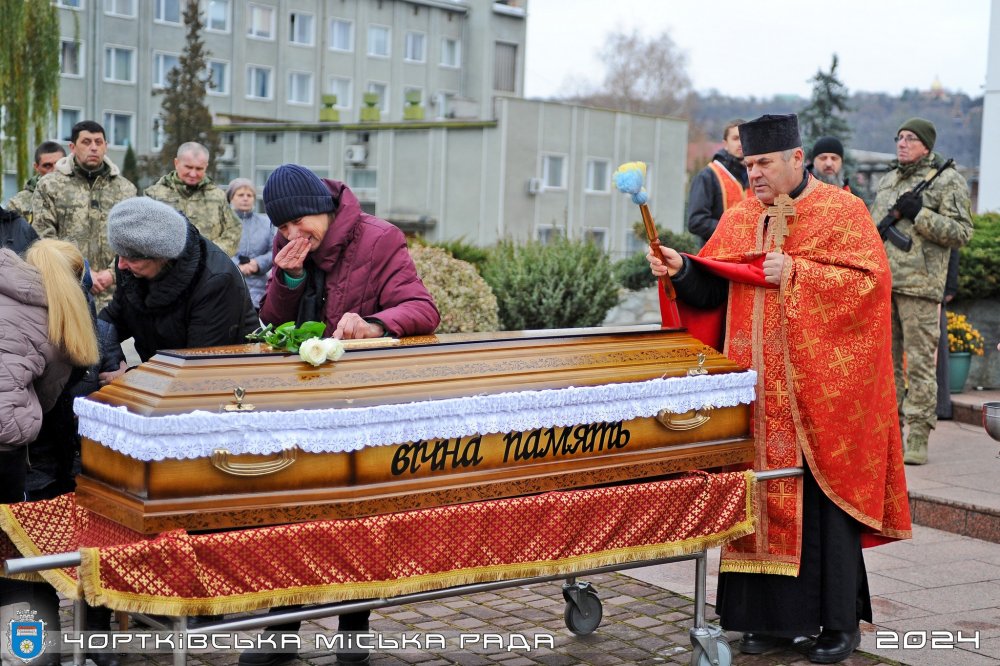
[897,118,936,150]
[107,198,187,259]
[263,164,336,227]
[810,136,844,160]
[739,114,801,156]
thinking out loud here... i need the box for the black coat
[0,207,38,254]
[686,149,748,244]
[100,223,259,362]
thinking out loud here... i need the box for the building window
[494,41,517,92]
[104,46,135,83]
[207,60,229,95]
[583,228,609,251]
[329,19,353,52]
[247,4,275,40]
[58,108,82,141]
[56,0,82,8]
[103,112,133,147]
[246,65,272,100]
[287,71,313,105]
[254,168,273,191]
[328,77,352,109]
[206,0,230,32]
[60,41,83,77]
[585,159,610,193]
[346,168,376,192]
[433,91,455,119]
[537,225,564,245]
[154,0,181,24]
[404,32,425,62]
[151,116,165,152]
[440,37,460,68]
[542,155,565,189]
[152,52,179,89]
[104,0,135,17]
[367,25,390,57]
[289,12,314,46]
[367,82,389,112]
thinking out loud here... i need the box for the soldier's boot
[903,426,930,465]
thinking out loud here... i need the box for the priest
[646,114,911,664]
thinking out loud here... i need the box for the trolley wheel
[691,638,732,666]
[563,590,602,635]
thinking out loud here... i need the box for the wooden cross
[766,194,795,250]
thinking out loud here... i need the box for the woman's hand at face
[273,238,310,279]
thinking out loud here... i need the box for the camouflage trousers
[891,293,941,435]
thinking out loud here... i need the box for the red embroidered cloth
[1,473,753,616]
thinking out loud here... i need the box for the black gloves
[894,192,923,220]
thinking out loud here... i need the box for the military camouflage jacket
[6,174,40,221]
[870,152,973,301]
[145,171,241,256]
[30,155,137,274]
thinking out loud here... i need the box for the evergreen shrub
[956,213,1000,301]
[614,226,701,291]
[480,237,619,330]
[409,245,499,333]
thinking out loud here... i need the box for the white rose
[321,337,345,362]
[298,337,328,366]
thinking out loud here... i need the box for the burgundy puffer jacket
[259,180,440,337]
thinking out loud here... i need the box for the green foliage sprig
[247,321,326,353]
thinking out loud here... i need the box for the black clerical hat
[739,114,801,156]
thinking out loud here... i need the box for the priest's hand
[646,245,683,277]
[763,252,788,285]
[334,312,385,339]
[274,237,311,279]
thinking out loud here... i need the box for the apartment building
[5,0,688,256]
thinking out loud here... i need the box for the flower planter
[949,351,972,393]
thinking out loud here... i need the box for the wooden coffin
[74,325,756,533]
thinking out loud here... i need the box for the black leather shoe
[87,653,122,666]
[237,650,296,666]
[335,652,370,665]
[807,628,860,664]
[738,633,785,654]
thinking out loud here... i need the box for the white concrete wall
[979,0,1000,213]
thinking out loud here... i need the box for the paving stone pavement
[52,572,897,666]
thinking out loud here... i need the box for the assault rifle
[876,158,955,252]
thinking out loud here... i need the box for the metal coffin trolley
[2,326,780,666]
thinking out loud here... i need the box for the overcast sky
[524,0,992,100]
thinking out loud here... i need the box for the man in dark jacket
[687,119,748,244]
[97,198,258,381]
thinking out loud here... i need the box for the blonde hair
[24,240,100,367]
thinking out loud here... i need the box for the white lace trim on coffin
[74,370,757,461]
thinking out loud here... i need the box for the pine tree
[155,0,222,178]
[799,54,852,153]
[122,144,139,187]
[0,0,60,189]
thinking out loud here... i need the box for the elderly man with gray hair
[145,142,241,256]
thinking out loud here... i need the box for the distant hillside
[690,90,983,167]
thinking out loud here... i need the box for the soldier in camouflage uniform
[31,121,137,307]
[870,118,973,465]
[7,141,66,223]
[145,142,241,256]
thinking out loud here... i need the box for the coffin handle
[656,408,711,431]
[211,448,297,476]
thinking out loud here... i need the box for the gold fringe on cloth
[4,472,755,617]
